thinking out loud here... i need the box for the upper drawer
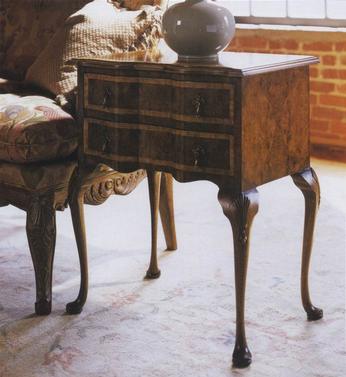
[84,73,236,127]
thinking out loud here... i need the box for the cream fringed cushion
[119,0,167,10]
[25,0,162,109]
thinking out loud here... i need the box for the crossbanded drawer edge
[83,118,235,176]
[83,73,235,126]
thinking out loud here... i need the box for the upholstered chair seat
[0,92,78,163]
[0,159,76,192]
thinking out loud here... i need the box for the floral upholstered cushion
[0,159,77,191]
[0,93,78,163]
[25,0,162,109]
[0,0,92,80]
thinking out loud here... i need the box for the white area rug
[0,158,345,377]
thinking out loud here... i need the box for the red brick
[268,41,281,50]
[311,131,341,140]
[322,69,346,80]
[330,122,346,135]
[310,93,318,105]
[228,38,238,49]
[335,42,346,51]
[228,46,241,52]
[236,36,268,49]
[312,106,345,120]
[320,95,346,107]
[303,42,333,52]
[268,39,299,51]
[311,119,330,131]
[310,81,335,93]
[321,55,337,66]
[310,67,319,78]
[337,83,346,93]
[340,55,346,65]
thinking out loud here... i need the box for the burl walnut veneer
[70,47,322,368]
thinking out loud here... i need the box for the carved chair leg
[291,168,323,321]
[159,173,177,251]
[65,167,145,313]
[218,188,259,368]
[26,195,56,315]
[66,184,88,315]
[146,170,162,279]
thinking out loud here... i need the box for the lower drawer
[84,119,234,176]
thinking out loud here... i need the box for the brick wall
[227,28,346,154]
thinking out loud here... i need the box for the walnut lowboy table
[68,48,323,368]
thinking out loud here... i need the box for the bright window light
[167,0,346,27]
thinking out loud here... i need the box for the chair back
[0,0,166,80]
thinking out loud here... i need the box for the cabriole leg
[218,188,259,368]
[159,173,177,251]
[146,170,162,279]
[66,181,88,315]
[291,167,323,321]
[26,195,56,315]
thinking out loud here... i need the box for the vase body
[162,0,235,61]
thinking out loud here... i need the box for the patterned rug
[0,158,345,377]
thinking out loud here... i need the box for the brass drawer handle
[192,145,207,167]
[102,88,113,108]
[192,95,206,116]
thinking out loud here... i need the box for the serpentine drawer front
[84,73,236,132]
[84,118,234,176]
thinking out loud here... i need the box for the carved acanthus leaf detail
[83,169,146,206]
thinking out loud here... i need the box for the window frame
[223,0,346,28]
[234,16,346,28]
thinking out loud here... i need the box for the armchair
[0,0,175,315]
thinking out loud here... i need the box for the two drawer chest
[69,48,322,368]
[83,67,236,181]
